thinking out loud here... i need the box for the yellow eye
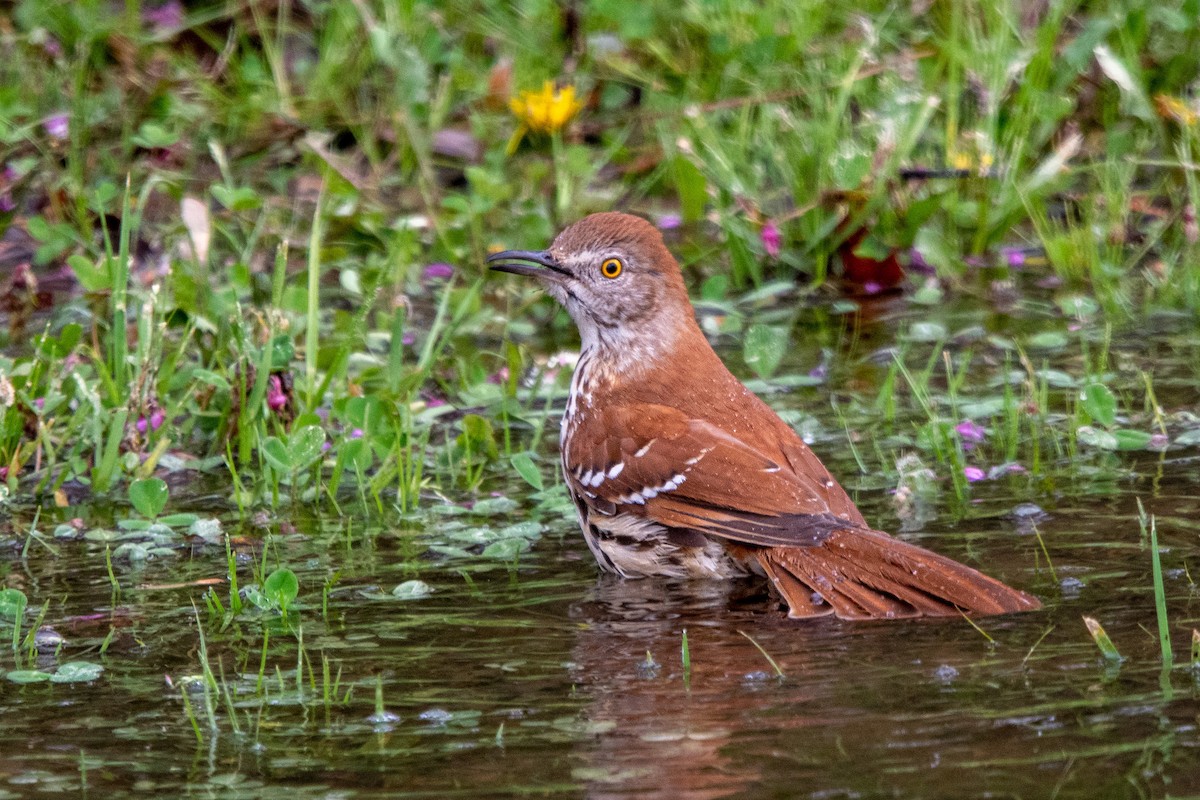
[600,258,623,279]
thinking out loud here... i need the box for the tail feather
[757,527,1040,620]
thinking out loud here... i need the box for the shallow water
[3,291,1200,799]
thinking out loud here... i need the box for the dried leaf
[180,196,210,265]
[1093,45,1153,120]
[1027,133,1081,192]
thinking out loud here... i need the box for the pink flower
[760,221,782,258]
[44,114,69,141]
[1001,247,1026,268]
[143,0,184,32]
[401,331,416,346]
[955,419,986,444]
[656,213,682,230]
[349,428,364,439]
[908,248,934,275]
[963,466,986,482]
[266,375,288,412]
[136,416,149,435]
[422,263,454,281]
[149,408,166,430]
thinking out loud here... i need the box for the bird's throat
[567,304,700,392]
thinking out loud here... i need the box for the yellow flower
[1155,94,1198,127]
[507,81,583,152]
[948,134,995,174]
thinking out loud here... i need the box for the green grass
[0,0,1197,519]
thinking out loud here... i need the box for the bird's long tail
[755,527,1040,620]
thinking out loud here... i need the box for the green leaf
[916,420,955,451]
[288,425,326,467]
[830,300,859,314]
[263,568,299,610]
[0,588,27,620]
[52,322,82,357]
[339,438,373,471]
[112,543,148,562]
[50,662,104,683]
[128,477,168,518]
[391,580,433,600]
[499,521,543,540]
[851,233,892,261]
[913,226,955,273]
[1036,369,1077,388]
[211,185,262,212]
[91,180,120,210]
[6,670,51,684]
[1080,383,1117,428]
[903,322,947,343]
[158,513,199,528]
[509,453,543,491]
[191,369,231,390]
[673,155,707,223]
[1112,429,1153,451]
[445,525,502,545]
[471,497,518,516]
[482,538,529,559]
[268,335,294,370]
[1027,331,1068,350]
[130,121,179,149]
[700,274,729,302]
[743,324,788,379]
[261,437,291,472]
[830,148,871,190]
[1083,616,1123,662]
[1077,426,1118,450]
[242,587,269,609]
[910,279,944,306]
[67,254,111,292]
[958,397,1008,419]
[1056,294,1099,319]
[458,414,498,460]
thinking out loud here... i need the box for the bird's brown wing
[565,403,1041,619]
[564,403,861,547]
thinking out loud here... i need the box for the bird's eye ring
[600,258,623,279]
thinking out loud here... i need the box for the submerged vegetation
[0,0,1198,795]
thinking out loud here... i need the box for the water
[2,291,1199,798]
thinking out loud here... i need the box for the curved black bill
[486,249,567,279]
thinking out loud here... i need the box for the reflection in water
[562,512,1200,799]
[568,576,801,798]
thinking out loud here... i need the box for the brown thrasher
[489,212,1040,620]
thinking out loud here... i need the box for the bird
[488,212,1040,620]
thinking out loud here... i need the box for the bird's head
[488,212,694,357]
